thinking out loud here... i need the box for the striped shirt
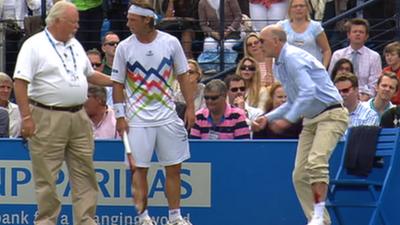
[190,104,250,139]
[349,103,379,127]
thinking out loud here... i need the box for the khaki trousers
[28,106,98,225]
[292,107,348,225]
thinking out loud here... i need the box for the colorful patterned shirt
[111,31,188,126]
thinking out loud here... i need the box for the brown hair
[264,82,283,113]
[333,72,359,88]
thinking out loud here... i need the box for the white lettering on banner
[0,161,211,207]
[0,211,29,224]
[94,213,190,225]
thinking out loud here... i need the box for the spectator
[105,0,130,40]
[0,72,21,138]
[329,18,382,101]
[156,0,200,59]
[334,72,379,128]
[101,31,120,75]
[382,41,400,104]
[249,0,288,31]
[330,58,354,81]
[277,0,331,68]
[174,59,205,112]
[71,0,103,50]
[224,74,263,126]
[190,79,250,139]
[244,32,274,87]
[198,0,242,51]
[253,82,302,139]
[380,105,400,128]
[0,107,9,137]
[84,85,117,139]
[362,72,398,118]
[87,48,104,72]
[235,56,269,111]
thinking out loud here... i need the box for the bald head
[260,25,287,43]
[259,25,286,58]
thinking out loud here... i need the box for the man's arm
[87,71,113,86]
[177,73,195,129]
[113,82,128,137]
[14,79,35,138]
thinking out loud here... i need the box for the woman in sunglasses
[253,82,302,139]
[173,59,206,112]
[244,32,274,87]
[235,56,269,112]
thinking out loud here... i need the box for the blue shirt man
[253,25,349,225]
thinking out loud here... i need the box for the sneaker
[167,218,192,225]
[136,218,157,225]
[307,216,324,225]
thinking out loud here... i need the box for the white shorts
[127,119,190,167]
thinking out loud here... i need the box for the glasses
[188,70,199,75]
[246,40,260,47]
[338,86,353,94]
[91,63,102,68]
[230,87,246,92]
[104,42,119,47]
[240,65,256,71]
[291,4,307,8]
[204,95,221,101]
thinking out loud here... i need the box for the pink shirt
[190,104,250,139]
[92,108,118,139]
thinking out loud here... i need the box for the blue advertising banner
[0,139,346,225]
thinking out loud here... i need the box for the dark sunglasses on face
[104,42,119,47]
[338,86,353,94]
[204,95,221,101]
[240,65,256,71]
[230,87,246,92]
[92,63,102,68]
[246,40,260,47]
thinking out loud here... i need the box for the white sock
[313,201,326,218]
[138,209,151,222]
[169,208,183,222]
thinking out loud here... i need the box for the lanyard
[44,29,77,75]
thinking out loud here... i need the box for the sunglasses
[240,65,256,71]
[338,86,353,94]
[230,87,246,92]
[104,42,119,47]
[204,95,221,101]
[91,63,102,68]
[188,70,198,75]
[246,40,260,47]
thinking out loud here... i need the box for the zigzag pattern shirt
[111,31,188,126]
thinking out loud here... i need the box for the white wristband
[113,103,125,119]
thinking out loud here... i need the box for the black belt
[29,99,83,113]
[319,103,343,115]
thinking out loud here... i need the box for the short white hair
[45,1,76,26]
[0,72,12,83]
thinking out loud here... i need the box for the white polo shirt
[14,29,94,106]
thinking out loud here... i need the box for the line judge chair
[327,127,400,225]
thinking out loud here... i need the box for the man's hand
[233,96,245,109]
[116,117,129,138]
[251,116,267,132]
[21,116,35,138]
[270,119,291,134]
[184,105,195,130]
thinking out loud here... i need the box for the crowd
[0,0,399,225]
